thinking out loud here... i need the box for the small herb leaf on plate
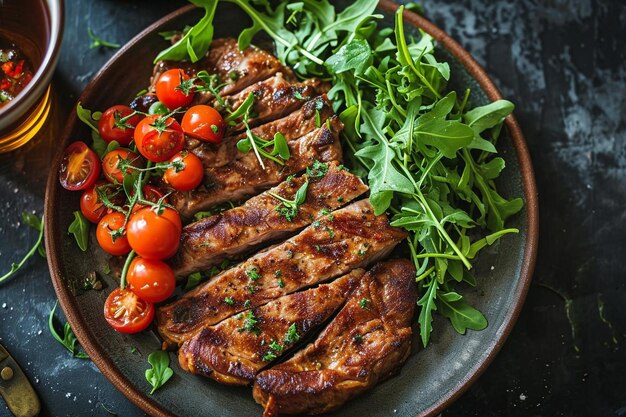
[145,351,174,394]
[68,211,89,252]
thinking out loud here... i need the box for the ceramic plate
[45,2,538,416]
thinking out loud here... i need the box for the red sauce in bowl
[0,38,34,108]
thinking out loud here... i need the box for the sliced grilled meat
[185,95,335,167]
[157,199,407,347]
[222,73,328,133]
[178,269,364,385]
[172,161,368,278]
[253,259,417,416]
[171,98,341,219]
[151,38,290,100]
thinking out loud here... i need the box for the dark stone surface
[0,0,624,416]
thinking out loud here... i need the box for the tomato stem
[119,250,136,289]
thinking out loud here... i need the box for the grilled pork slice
[157,199,407,347]
[186,95,335,168]
[171,99,341,219]
[178,270,364,385]
[172,162,368,278]
[253,259,418,416]
[221,73,328,134]
[151,38,290,100]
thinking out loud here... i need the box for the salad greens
[157,0,523,347]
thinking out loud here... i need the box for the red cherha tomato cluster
[57,68,225,334]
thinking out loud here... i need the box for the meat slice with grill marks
[151,38,291,99]
[185,95,335,167]
[219,73,328,134]
[253,259,417,416]
[156,199,407,347]
[172,161,368,278]
[178,269,364,386]
[170,97,341,219]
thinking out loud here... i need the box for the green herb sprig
[87,28,120,49]
[0,213,45,284]
[49,301,89,359]
[268,180,309,222]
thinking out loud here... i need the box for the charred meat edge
[172,161,369,278]
[157,199,408,347]
[253,259,418,416]
[178,270,364,386]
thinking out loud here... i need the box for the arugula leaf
[437,292,487,334]
[68,211,89,252]
[145,351,174,394]
[325,39,373,75]
[87,27,120,49]
[417,278,438,347]
[154,0,218,63]
[49,302,89,359]
[464,100,514,133]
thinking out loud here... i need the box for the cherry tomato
[127,257,176,303]
[131,185,168,213]
[134,115,185,163]
[163,152,204,192]
[58,141,101,191]
[126,207,181,260]
[181,105,225,143]
[155,69,194,109]
[96,212,131,256]
[80,181,108,223]
[104,288,154,334]
[102,148,143,183]
[98,105,141,146]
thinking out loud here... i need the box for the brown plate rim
[44,2,539,417]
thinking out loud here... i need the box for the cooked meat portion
[221,73,328,134]
[253,259,417,416]
[170,99,341,219]
[185,95,335,168]
[157,199,407,347]
[172,161,368,278]
[151,38,290,100]
[178,270,364,386]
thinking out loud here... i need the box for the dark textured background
[1,0,624,416]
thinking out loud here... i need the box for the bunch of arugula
[158,0,523,347]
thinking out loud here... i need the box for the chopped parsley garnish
[337,196,344,203]
[246,267,261,281]
[306,160,328,179]
[312,220,322,228]
[293,90,306,100]
[326,227,335,239]
[277,277,285,288]
[244,300,252,308]
[284,323,300,345]
[246,285,256,294]
[274,270,282,277]
[270,180,309,222]
[239,311,260,335]
[262,339,284,362]
[319,208,330,216]
[224,297,234,305]
[314,245,321,251]
[359,298,370,310]
[353,334,363,343]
